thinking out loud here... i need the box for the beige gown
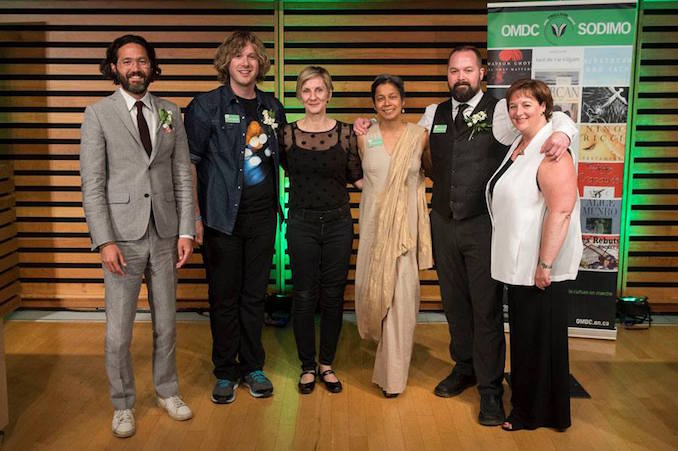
[355,122,432,394]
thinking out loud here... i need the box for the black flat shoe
[298,370,316,395]
[318,368,342,393]
[501,412,526,431]
[381,389,399,398]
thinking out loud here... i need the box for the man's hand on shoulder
[353,117,372,136]
[540,131,571,162]
[100,242,126,275]
[176,237,193,269]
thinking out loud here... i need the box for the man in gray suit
[80,34,195,438]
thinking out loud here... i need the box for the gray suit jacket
[80,90,194,250]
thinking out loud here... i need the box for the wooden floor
[1,319,677,450]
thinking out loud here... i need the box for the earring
[402,108,405,114]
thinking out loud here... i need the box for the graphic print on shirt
[243,120,272,186]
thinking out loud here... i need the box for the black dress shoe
[298,370,316,395]
[434,371,477,397]
[318,368,342,393]
[478,394,505,426]
[381,389,399,398]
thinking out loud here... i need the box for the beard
[116,70,150,95]
[450,81,479,103]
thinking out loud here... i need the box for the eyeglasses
[118,58,150,68]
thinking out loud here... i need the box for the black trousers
[286,205,353,372]
[430,210,505,396]
[202,208,277,381]
[507,282,571,430]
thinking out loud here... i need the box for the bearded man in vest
[418,46,577,426]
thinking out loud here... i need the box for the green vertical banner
[487,0,638,339]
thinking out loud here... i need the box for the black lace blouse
[280,121,363,210]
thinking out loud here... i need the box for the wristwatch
[538,260,552,270]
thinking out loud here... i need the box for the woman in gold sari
[355,74,432,397]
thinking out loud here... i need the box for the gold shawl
[358,122,433,342]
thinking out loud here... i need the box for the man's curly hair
[214,31,270,85]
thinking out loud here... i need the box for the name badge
[224,114,241,124]
[367,137,384,148]
[432,124,447,134]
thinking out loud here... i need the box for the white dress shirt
[417,90,578,147]
[119,87,158,149]
[452,89,484,122]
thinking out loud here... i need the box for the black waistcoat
[428,94,509,220]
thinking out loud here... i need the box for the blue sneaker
[242,370,273,398]
[211,378,238,404]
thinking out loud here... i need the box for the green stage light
[618,296,648,304]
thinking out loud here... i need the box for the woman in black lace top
[280,66,363,394]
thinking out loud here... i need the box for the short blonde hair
[213,31,270,85]
[295,66,333,100]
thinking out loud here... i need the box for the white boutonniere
[158,109,173,132]
[465,110,491,141]
[262,109,279,130]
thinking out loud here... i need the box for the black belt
[289,204,351,223]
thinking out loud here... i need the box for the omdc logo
[499,12,633,42]
[544,13,576,44]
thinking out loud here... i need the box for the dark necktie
[454,103,469,133]
[135,101,152,157]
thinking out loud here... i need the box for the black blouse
[281,121,363,211]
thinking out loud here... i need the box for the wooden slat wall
[0,1,276,308]
[0,0,488,311]
[621,1,678,312]
[0,163,20,315]
[281,1,486,310]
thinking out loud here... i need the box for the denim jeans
[286,204,353,372]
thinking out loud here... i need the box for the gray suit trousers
[104,217,179,410]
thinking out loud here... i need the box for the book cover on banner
[581,87,629,123]
[579,124,627,162]
[578,162,624,198]
[581,234,619,272]
[580,199,622,234]
[551,85,581,123]
[533,47,584,72]
[583,47,633,86]
[486,49,532,85]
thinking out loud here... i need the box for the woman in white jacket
[486,79,583,431]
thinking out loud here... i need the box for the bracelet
[538,260,552,270]
[195,215,202,222]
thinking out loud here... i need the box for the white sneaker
[157,395,193,421]
[112,408,135,438]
